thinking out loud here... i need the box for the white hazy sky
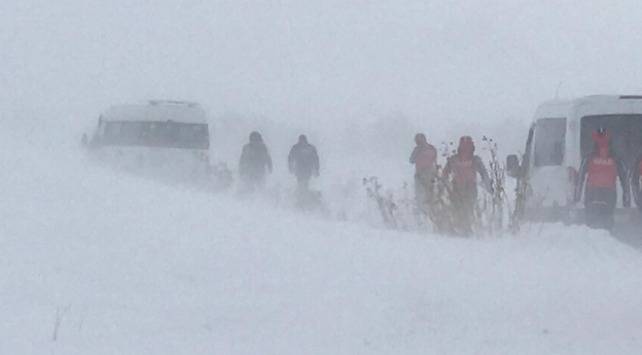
[2,0,642,132]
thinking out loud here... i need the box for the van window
[101,121,209,149]
[534,118,566,166]
[581,115,642,164]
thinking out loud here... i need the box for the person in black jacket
[239,131,273,192]
[288,134,319,191]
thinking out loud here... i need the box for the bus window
[102,122,123,145]
[100,121,209,149]
[534,118,566,167]
[101,121,146,146]
[176,124,209,149]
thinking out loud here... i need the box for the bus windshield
[581,115,642,164]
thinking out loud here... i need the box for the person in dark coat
[409,133,437,207]
[288,134,319,191]
[239,131,273,191]
[442,136,491,234]
[575,128,630,229]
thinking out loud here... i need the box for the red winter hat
[592,129,609,151]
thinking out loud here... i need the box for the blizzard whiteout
[3,1,642,354]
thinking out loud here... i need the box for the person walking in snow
[442,136,491,234]
[575,128,630,229]
[409,133,437,208]
[239,131,273,192]
[288,134,320,191]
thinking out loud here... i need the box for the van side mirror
[506,154,521,178]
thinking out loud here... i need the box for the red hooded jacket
[442,136,490,190]
[410,134,437,174]
[586,132,618,188]
[575,131,630,205]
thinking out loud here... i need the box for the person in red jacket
[442,136,491,233]
[632,152,642,212]
[409,133,437,207]
[575,128,630,229]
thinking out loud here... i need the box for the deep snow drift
[2,127,642,355]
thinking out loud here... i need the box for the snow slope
[2,127,642,355]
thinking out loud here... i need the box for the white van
[86,100,212,182]
[507,95,642,221]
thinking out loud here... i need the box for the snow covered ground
[3,122,642,355]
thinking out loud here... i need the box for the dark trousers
[414,171,435,207]
[296,174,311,191]
[584,187,616,229]
[240,173,266,193]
